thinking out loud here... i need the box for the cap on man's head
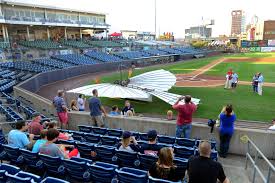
[122,131,132,139]
[147,130,157,141]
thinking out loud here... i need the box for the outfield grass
[225,52,275,58]
[205,61,275,82]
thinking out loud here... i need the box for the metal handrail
[245,137,275,183]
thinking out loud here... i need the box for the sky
[8,0,275,38]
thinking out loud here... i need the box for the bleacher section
[85,40,123,47]
[114,51,150,59]
[61,40,92,48]
[159,48,184,55]
[0,42,10,49]
[0,61,56,73]
[19,40,63,50]
[85,51,122,62]
[33,58,75,69]
[51,54,98,65]
[143,49,169,56]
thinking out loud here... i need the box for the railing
[245,137,275,183]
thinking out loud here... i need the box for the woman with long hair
[149,147,182,182]
[70,100,78,111]
[117,131,140,152]
[219,104,236,158]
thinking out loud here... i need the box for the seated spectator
[8,121,34,149]
[28,112,43,135]
[187,141,230,183]
[122,100,135,115]
[39,128,68,159]
[268,119,275,130]
[149,147,183,182]
[47,121,72,140]
[32,130,47,153]
[126,110,134,117]
[109,105,120,116]
[71,100,78,111]
[117,131,140,152]
[140,130,161,156]
[77,94,86,111]
[167,110,174,120]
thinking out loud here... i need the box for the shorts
[90,115,105,127]
[231,83,237,88]
[57,112,69,124]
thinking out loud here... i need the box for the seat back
[39,154,65,176]
[40,177,70,183]
[173,157,188,180]
[91,127,107,135]
[71,131,85,142]
[148,176,180,183]
[115,150,139,168]
[95,145,116,163]
[63,158,90,181]
[0,163,20,181]
[78,125,92,133]
[138,153,158,171]
[157,135,175,145]
[139,133,148,141]
[175,138,196,148]
[7,171,42,183]
[2,144,23,164]
[89,162,118,183]
[174,145,195,159]
[107,129,123,137]
[84,133,101,144]
[116,167,148,183]
[101,136,119,146]
[19,149,43,169]
[5,172,32,183]
[76,142,95,160]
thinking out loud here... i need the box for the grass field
[93,53,275,122]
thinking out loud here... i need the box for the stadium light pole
[154,0,157,40]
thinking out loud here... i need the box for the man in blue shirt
[8,121,34,149]
[231,72,238,89]
[257,73,264,96]
[88,89,107,127]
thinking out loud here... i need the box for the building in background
[185,26,212,40]
[120,30,137,40]
[245,15,264,41]
[263,20,275,40]
[231,10,246,36]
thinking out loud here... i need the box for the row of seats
[85,40,124,47]
[19,40,63,50]
[85,51,122,62]
[0,61,56,73]
[0,105,24,122]
[51,54,98,65]
[61,40,91,48]
[114,51,150,59]
[33,58,74,69]
[144,49,169,56]
[0,144,186,183]
[0,80,16,93]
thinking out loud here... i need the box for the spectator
[109,105,120,116]
[167,110,174,120]
[39,128,68,159]
[140,130,161,156]
[219,105,236,158]
[122,100,135,115]
[117,131,140,152]
[172,95,197,138]
[77,94,86,111]
[126,110,134,117]
[47,121,71,140]
[32,130,47,153]
[53,90,69,129]
[257,72,264,96]
[268,119,275,130]
[28,112,43,135]
[8,121,34,149]
[187,141,230,183]
[252,74,258,93]
[149,147,183,182]
[70,100,78,111]
[88,89,107,127]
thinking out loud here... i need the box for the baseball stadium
[0,0,273,183]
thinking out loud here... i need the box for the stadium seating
[61,40,92,48]
[158,48,184,55]
[85,51,122,62]
[19,149,44,170]
[51,54,98,65]
[0,61,55,73]
[2,145,24,165]
[85,40,123,47]
[94,145,116,163]
[41,177,69,183]
[114,51,150,59]
[115,167,148,183]
[115,150,140,168]
[19,40,63,50]
[138,153,158,170]
[6,171,41,183]
[89,162,118,183]
[143,49,169,56]
[33,58,74,69]
[0,42,10,49]
[0,163,20,182]
[39,154,65,177]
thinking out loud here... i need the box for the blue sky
[9,0,275,38]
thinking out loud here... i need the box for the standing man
[172,95,197,138]
[231,72,238,89]
[252,74,259,93]
[258,73,264,96]
[224,68,233,89]
[53,90,69,129]
[88,89,107,127]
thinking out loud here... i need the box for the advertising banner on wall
[249,47,261,52]
[261,47,275,52]
[268,40,275,46]
[258,40,268,47]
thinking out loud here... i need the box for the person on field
[257,73,264,96]
[252,74,259,93]
[172,95,197,138]
[231,72,238,89]
[224,68,233,89]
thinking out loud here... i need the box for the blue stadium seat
[107,129,123,137]
[157,135,176,145]
[115,167,148,183]
[78,125,92,133]
[173,157,188,179]
[149,176,181,183]
[101,136,119,146]
[89,162,118,183]
[39,154,65,177]
[0,163,20,182]
[76,142,95,160]
[138,153,158,171]
[95,145,116,163]
[19,149,43,170]
[84,133,101,144]
[139,133,148,141]
[63,157,92,182]
[6,171,41,183]
[173,145,195,159]
[71,131,85,141]
[115,150,140,168]
[2,144,24,165]
[175,138,196,148]
[40,177,69,183]
[91,127,107,135]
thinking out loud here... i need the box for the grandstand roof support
[47,28,50,40]
[26,26,30,41]
[64,27,67,41]
[2,25,6,42]
[80,28,82,40]
[5,26,9,41]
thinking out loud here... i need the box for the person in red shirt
[28,113,44,135]
[172,95,197,138]
[224,68,233,89]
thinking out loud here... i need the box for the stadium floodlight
[67,69,200,106]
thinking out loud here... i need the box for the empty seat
[176,138,196,148]
[107,129,123,137]
[173,157,188,179]
[89,162,118,183]
[6,171,41,183]
[95,145,116,163]
[85,133,101,143]
[2,144,24,165]
[101,136,119,146]
[39,154,65,177]
[71,131,85,141]
[78,125,92,133]
[115,167,148,183]
[76,142,95,160]
[138,153,158,171]
[40,177,70,183]
[19,149,43,170]
[0,163,20,182]
[149,176,181,183]
[139,133,148,141]
[157,135,176,145]
[115,150,140,168]
[92,127,107,135]
[174,145,195,159]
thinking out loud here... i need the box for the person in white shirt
[77,94,86,111]
[231,72,238,89]
[257,73,264,96]
[268,119,275,130]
